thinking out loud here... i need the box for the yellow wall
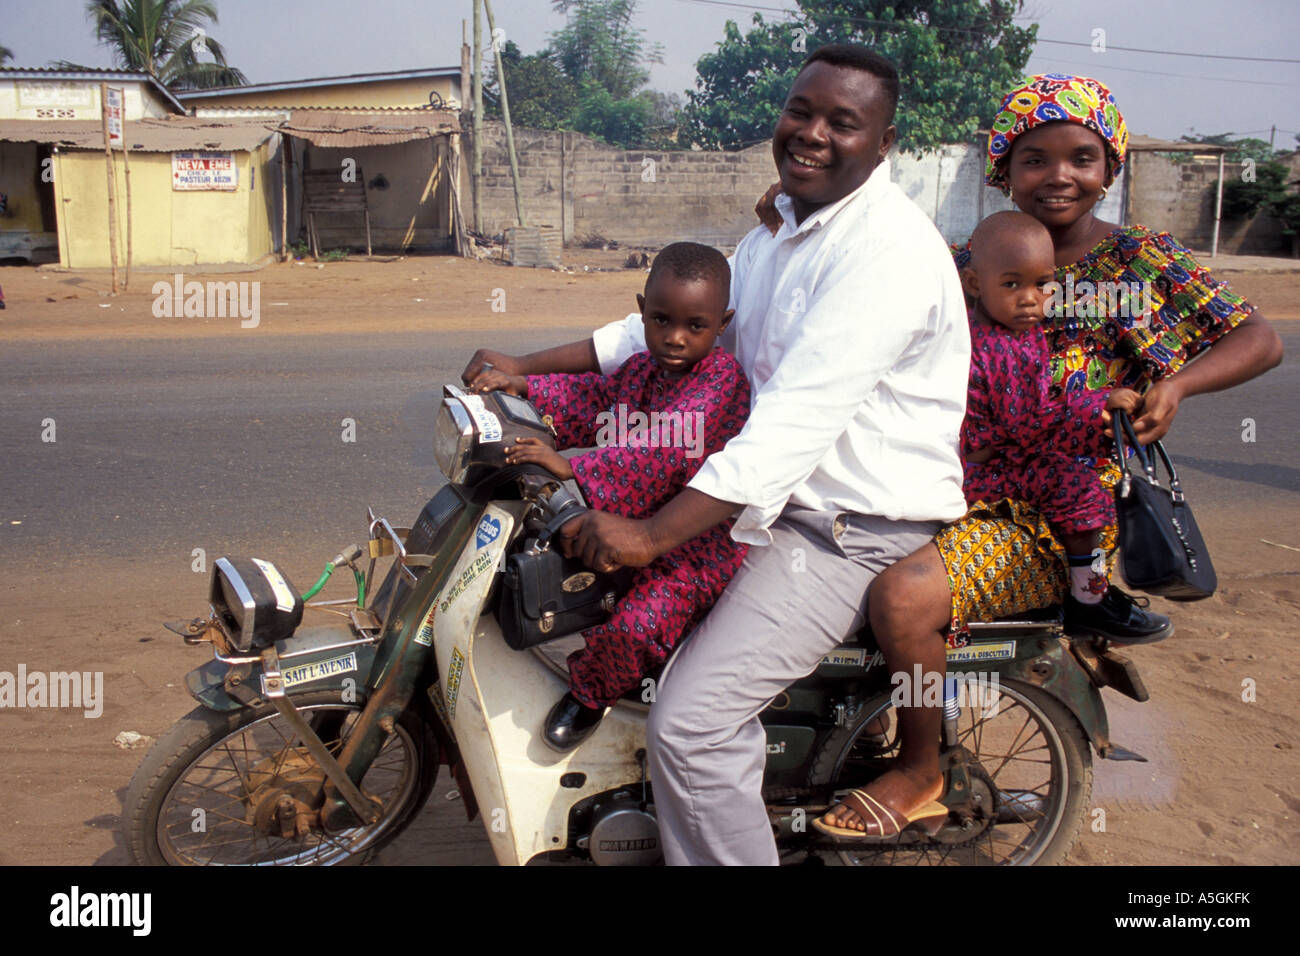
[0,141,46,232]
[54,145,273,267]
[183,76,461,111]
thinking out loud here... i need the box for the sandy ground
[0,252,1297,867]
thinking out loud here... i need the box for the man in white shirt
[464,44,969,864]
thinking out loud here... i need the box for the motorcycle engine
[586,793,662,866]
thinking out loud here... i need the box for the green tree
[485,1,676,148]
[484,40,579,130]
[549,0,661,101]
[1179,131,1277,166]
[85,0,246,90]
[683,0,1037,153]
[0,43,14,65]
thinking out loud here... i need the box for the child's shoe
[542,692,606,752]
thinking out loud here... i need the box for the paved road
[1,324,1295,865]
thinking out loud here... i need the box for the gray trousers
[646,506,941,866]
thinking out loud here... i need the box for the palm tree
[86,0,247,90]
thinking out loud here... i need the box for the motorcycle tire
[123,689,439,866]
[807,677,1092,866]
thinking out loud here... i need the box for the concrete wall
[467,121,1126,251]
[53,144,274,267]
[1127,151,1300,256]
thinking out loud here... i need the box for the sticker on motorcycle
[261,652,357,695]
[252,557,296,613]
[475,515,502,550]
[439,551,496,614]
[946,641,1015,664]
[460,394,503,443]
[444,647,466,720]
[414,605,437,647]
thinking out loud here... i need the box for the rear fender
[950,627,1111,757]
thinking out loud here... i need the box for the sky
[6,0,1299,146]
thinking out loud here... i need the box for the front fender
[184,622,379,712]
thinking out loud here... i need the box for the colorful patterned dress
[962,312,1114,535]
[940,225,1255,638]
[527,348,751,708]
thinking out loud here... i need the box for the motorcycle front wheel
[807,677,1091,866]
[123,690,439,865]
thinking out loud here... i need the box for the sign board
[104,87,124,148]
[172,151,238,191]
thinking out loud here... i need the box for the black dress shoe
[542,693,606,752]
[1064,587,1173,644]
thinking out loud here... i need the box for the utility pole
[471,0,483,234]
[483,0,525,226]
[1270,125,1276,152]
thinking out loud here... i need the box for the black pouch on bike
[1112,410,1216,601]
[496,509,633,650]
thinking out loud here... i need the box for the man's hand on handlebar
[461,348,525,386]
[559,511,658,572]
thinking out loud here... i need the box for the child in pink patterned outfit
[960,212,1140,614]
[470,242,751,751]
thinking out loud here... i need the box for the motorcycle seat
[839,603,1064,652]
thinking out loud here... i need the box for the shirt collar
[774,157,893,236]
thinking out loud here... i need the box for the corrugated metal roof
[280,109,459,147]
[1128,134,1230,153]
[0,116,277,151]
[177,67,460,99]
[0,68,188,115]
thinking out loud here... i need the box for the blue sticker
[475,515,501,549]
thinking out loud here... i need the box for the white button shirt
[592,159,971,545]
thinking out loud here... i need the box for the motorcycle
[123,384,1155,866]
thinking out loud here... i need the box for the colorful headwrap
[985,73,1128,194]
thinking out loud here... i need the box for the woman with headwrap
[810,73,1283,840]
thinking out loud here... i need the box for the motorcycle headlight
[434,396,475,483]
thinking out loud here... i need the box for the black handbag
[496,508,633,651]
[1112,410,1216,601]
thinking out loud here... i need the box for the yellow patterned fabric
[939,467,1120,645]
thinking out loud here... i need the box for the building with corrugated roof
[180,69,464,255]
[0,68,280,268]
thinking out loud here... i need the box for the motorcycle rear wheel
[123,690,438,866]
[807,678,1091,866]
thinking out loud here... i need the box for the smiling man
[463,44,970,865]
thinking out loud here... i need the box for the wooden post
[483,0,525,227]
[1211,152,1225,259]
[99,83,120,293]
[121,125,132,290]
[278,135,288,260]
[472,0,483,234]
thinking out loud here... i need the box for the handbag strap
[535,498,589,551]
[1112,409,1185,502]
